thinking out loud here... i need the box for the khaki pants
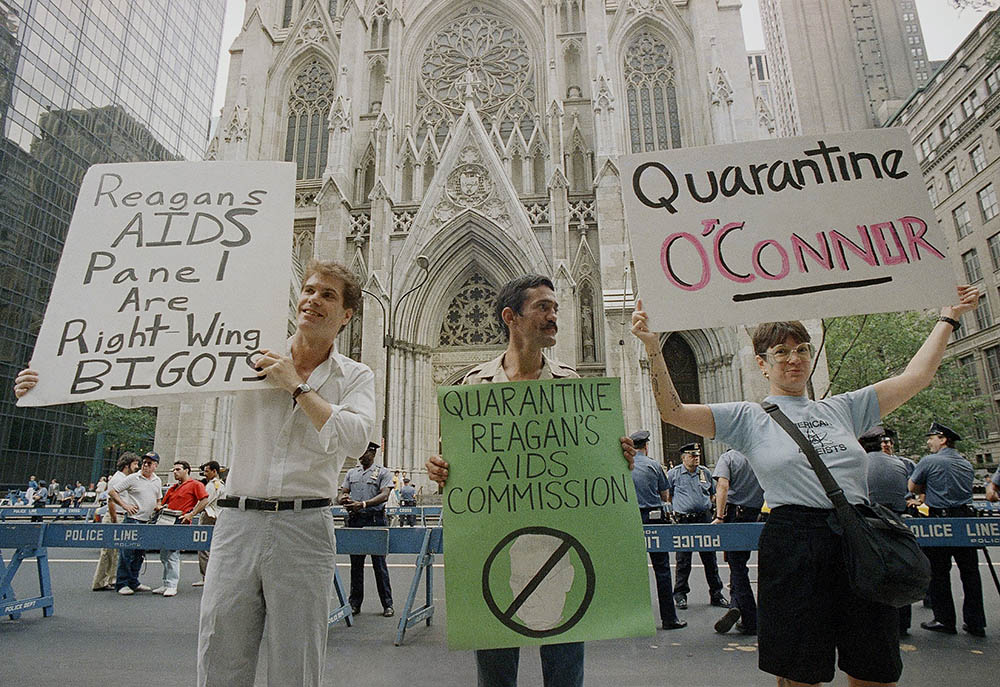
[91,512,118,589]
[198,513,217,578]
[197,506,337,687]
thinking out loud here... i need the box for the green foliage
[822,311,985,458]
[84,401,156,453]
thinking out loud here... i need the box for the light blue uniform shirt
[711,387,880,509]
[666,464,714,514]
[712,449,764,509]
[909,447,974,508]
[631,451,669,509]
[865,451,911,512]
[342,464,393,511]
[399,485,416,501]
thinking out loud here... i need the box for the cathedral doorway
[659,334,701,466]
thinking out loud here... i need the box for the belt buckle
[261,498,281,512]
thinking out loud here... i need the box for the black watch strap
[938,316,960,331]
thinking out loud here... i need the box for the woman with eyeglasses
[631,284,979,687]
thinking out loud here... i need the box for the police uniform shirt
[666,464,714,514]
[909,447,974,508]
[342,463,393,510]
[399,484,416,500]
[865,450,910,513]
[991,466,1000,489]
[631,452,669,509]
[711,449,764,509]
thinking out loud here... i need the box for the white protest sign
[619,128,957,332]
[18,161,295,407]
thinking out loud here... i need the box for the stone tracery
[438,273,504,347]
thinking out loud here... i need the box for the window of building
[947,166,961,192]
[624,30,683,152]
[963,89,981,118]
[971,145,987,173]
[959,355,981,394]
[989,233,1000,270]
[954,204,973,239]
[284,58,334,181]
[941,112,957,138]
[912,47,923,57]
[979,183,999,221]
[920,135,933,159]
[976,296,994,330]
[985,346,1000,391]
[963,248,983,283]
[927,183,938,206]
[989,69,1000,95]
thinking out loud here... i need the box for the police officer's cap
[679,442,700,454]
[857,425,885,442]
[926,422,961,442]
[881,427,897,440]
[142,451,160,463]
[629,430,651,445]
[366,441,380,452]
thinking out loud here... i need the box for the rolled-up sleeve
[316,367,376,458]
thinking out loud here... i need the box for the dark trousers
[475,642,584,687]
[673,511,723,597]
[925,545,986,630]
[723,506,760,630]
[115,516,145,590]
[640,507,678,624]
[347,510,393,610]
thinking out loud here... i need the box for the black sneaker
[710,594,730,608]
[350,605,361,615]
[714,608,741,634]
[673,593,687,610]
[382,607,395,617]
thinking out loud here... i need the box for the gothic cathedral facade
[156,0,803,484]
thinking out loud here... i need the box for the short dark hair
[174,460,191,472]
[494,274,555,340]
[118,453,140,471]
[200,461,220,472]
[302,259,362,314]
[751,321,811,356]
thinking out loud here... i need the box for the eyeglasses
[765,343,814,363]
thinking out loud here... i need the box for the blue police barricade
[0,507,95,521]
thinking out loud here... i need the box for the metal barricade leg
[328,566,354,627]
[1,536,54,619]
[394,527,435,646]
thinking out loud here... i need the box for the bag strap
[760,401,849,509]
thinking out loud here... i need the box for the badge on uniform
[699,471,708,484]
[649,510,662,520]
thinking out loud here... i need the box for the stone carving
[438,273,504,347]
[296,17,329,46]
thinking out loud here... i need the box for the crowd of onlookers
[9,475,103,508]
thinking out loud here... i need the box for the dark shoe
[662,619,687,630]
[920,620,957,635]
[92,584,114,591]
[734,623,757,636]
[673,594,687,610]
[714,608,741,634]
[710,594,730,608]
[382,607,394,617]
[350,604,361,615]
[962,624,986,637]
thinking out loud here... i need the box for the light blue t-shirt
[712,449,764,509]
[909,447,973,508]
[666,463,715,514]
[710,387,880,509]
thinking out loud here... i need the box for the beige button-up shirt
[462,351,579,385]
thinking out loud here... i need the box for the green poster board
[438,377,656,650]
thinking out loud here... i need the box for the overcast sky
[211,0,997,115]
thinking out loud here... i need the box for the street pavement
[3,549,997,686]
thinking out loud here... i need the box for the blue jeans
[160,549,181,589]
[115,516,145,590]
[475,643,584,687]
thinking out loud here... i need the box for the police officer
[711,448,763,635]
[629,430,687,630]
[666,442,728,609]
[339,442,394,617]
[987,465,1000,503]
[398,478,417,526]
[860,425,915,635]
[909,422,986,637]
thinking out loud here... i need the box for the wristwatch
[292,383,313,401]
[938,316,961,331]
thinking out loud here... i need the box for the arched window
[439,272,505,347]
[510,150,524,193]
[624,30,682,152]
[370,0,389,49]
[401,157,414,201]
[284,58,334,180]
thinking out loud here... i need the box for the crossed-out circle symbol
[481,526,596,638]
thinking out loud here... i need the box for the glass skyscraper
[0,0,225,485]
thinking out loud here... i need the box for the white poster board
[619,129,957,332]
[18,161,295,407]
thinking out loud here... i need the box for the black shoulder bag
[761,402,931,608]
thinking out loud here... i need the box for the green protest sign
[438,377,655,650]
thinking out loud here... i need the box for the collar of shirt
[474,351,575,382]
